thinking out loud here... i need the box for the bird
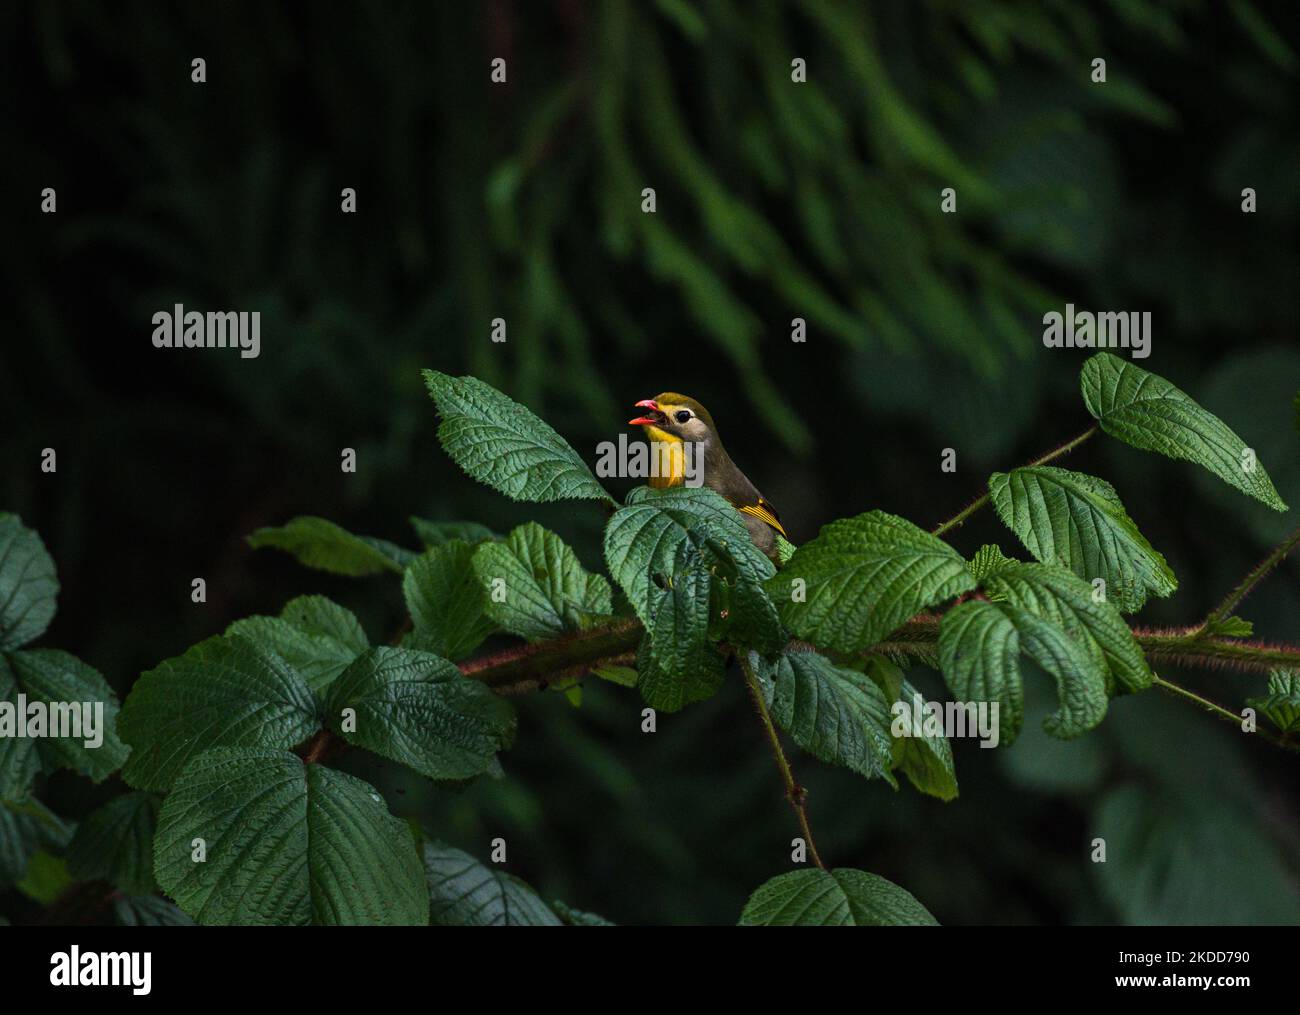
[628,393,786,563]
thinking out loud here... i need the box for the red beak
[628,398,661,426]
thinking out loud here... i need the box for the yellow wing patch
[739,499,787,537]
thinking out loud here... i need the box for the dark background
[2,0,1298,925]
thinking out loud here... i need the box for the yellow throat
[643,426,686,488]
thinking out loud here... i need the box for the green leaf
[403,542,497,660]
[3,650,129,783]
[1081,352,1286,511]
[604,486,774,627]
[702,531,786,657]
[636,635,726,714]
[989,466,1177,613]
[889,689,959,801]
[1247,669,1300,735]
[775,534,798,565]
[1007,606,1111,739]
[767,511,975,653]
[247,516,408,575]
[984,563,1152,696]
[0,655,39,799]
[155,748,427,925]
[0,798,71,888]
[66,791,160,895]
[409,517,497,548]
[16,850,72,903]
[937,581,1118,746]
[423,841,562,925]
[227,596,369,691]
[423,371,613,504]
[603,487,778,699]
[471,523,612,641]
[282,595,368,646]
[0,514,59,651]
[636,544,724,712]
[553,900,616,926]
[864,657,958,801]
[968,544,1018,581]
[937,601,1026,744]
[1194,349,1300,545]
[118,634,320,791]
[322,647,515,782]
[754,650,896,786]
[114,895,195,926]
[739,868,938,926]
[1206,615,1254,638]
[591,665,638,687]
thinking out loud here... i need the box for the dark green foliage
[6,347,1300,924]
[739,868,937,926]
[3,0,1298,928]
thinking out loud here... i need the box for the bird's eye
[674,410,691,424]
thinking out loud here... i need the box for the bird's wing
[738,498,787,537]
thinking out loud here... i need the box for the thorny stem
[1152,674,1239,723]
[453,611,1298,694]
[738,651,826,869]
[457,618,642,694]
[855,629,1299,674]
[930,424,1099,537]
[929,493,990,539]
[451,584,1298,714]
[1134,632,1300,671]
[1201,524,1300,633]
[1152,674,1297,754]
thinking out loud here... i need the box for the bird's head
[628,393,718,444]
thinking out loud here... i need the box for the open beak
[628,398,667,427]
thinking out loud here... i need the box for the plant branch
[930,492,990,539]
[1201,524,1300,632]
[1152,674,1298,754]
[869,625,1298,673]
[454,614,1297,705]
[1134,631,1300,673]
[738,651,825,869]
[1028,424,1100,467]
[1151,674,1239,724]
[297,728,345,765]
[931,424,1098,537]
[458,618,642,694]
[448,525,1300,757]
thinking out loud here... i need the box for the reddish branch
[457,618,642,694]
